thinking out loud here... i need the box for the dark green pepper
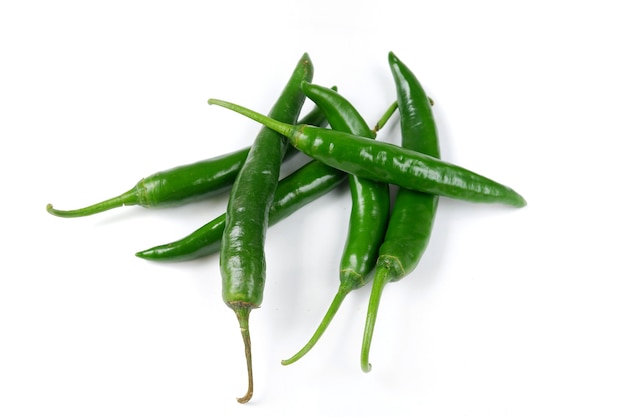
[220,53,313,404]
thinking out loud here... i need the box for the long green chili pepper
[361,52,442,372]
[135,158,347,261]
[281,82,390,365]
[206,100,526,207]
[220,53,313,404]
[45,107,326,218]
[135,89,336,262]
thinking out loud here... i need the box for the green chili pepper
[206,100,526,207]
[135,88,338,262]
[134,158,347,261]
[220,53,313,404]
[281,82,390,365]
[361,52,442,372]
[45,107,326,218]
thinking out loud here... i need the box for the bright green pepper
[45,107,326,218]
[281,82,390,365]
[361,51,442,372]
[206,100,526,207]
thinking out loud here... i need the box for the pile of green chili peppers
[47,52,526,404]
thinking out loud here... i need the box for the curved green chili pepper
[206,100,526,207]
[135,158,347,261]
[45,107,326,218]
[281,82,390,365]
[220,53,313,404]
[361,52,441,372]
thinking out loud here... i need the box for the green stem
[372,101,398,134]
[208,99,297,139]
[46,189,138,217]
[361,267,392,373]
[281,287,350,365]
[231,305,254,404]
[371,97,434,135]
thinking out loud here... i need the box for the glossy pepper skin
[220,53,313,404]
[45,107,326,218]
[281,82,390,365]
[207,99,527,208]
[135,158,347,261]
[361,51,441,372]
[302,82,390,292]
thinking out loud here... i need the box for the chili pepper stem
[281,286,350,366]
[372,101,398,134]
[372,98,435,134]
[208,99,299,140]
[46,189,138,218]
[361,267,393,373]
[230,304,254,404]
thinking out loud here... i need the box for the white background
[2,1,625,416]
